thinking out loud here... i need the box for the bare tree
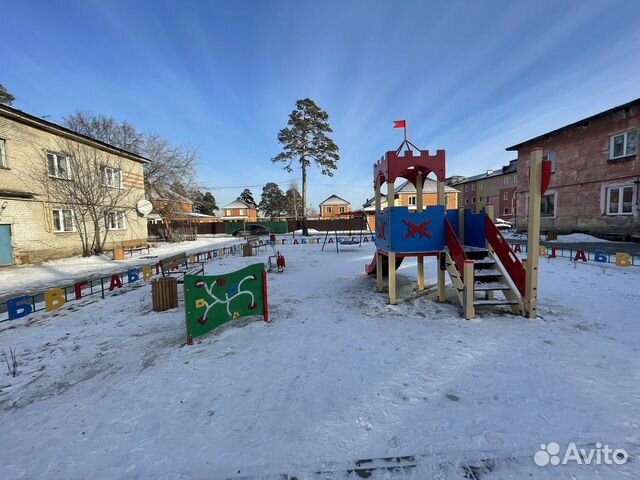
[143,134,199,241]
[27,138,144,256]
[63,111,144,154]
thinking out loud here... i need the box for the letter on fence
[7,295,33,320]
[616,252,631,267]
[44,288,65,312]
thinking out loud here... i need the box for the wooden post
[525,148,543,318]
[152,277,178,311]
[375,176,381,213]
[389,252,397,305]
[437,258,446,302]
[457,207,465,245]
[437,181,445,207]
[463,260,475,319]
[376,251,383,292]
[416,172,424,291]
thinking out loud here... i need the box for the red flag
[393,120,406,128]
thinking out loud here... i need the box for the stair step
[473,299,520,306]
[474,269,501,277]
[474,282,511,291]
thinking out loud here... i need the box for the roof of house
[0,104,150,164]
[148,187,193,205]
[394,179,459,194]
[223,198,255,209]
[506,97,640,151]
[454,159,518,184]
[319,194,350,206]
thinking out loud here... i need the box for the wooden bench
[121,239,150,257]
[159,253,205,283]
[245,235,267,253]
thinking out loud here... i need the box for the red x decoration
[377,222,386,240]
[402,219,432,240]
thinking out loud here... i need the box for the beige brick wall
[0,116,148,264]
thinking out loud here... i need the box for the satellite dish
[136,199,153,216]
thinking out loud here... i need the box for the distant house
[506,97,639,239]
[319,194,350,218]
[147,187,216,240]
[222,198,257,222]
[362,179,458,230]
[448,160,518,220]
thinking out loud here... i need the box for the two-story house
[507,98,639,239]
[319,194,350,218]
[0,105,150,265]
[222,198,257,222]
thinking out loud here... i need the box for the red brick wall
[515,104,640,236]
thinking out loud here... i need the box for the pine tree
[259,182,287,219]
[0,84,15,106]
[273,99,339,235]
[191,190,218,215]
[239,188,257,208]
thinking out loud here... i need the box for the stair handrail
[485,216,526,296]
[445,218,468,281]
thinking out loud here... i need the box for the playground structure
[321,211,374,253]
[366,137,550,319]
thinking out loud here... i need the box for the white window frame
[105,211,127,230]
[503,192,509,201]
[339,206,346,213]
[541,193,556,217]
[609,130,637,160]
[503,207,509,215]
[513,174,518,183]
[326,206,332,213]
[52,208,75,232]
[102,166,123,189]
[239,208,247,216]
[0,138,6,167]
[503,176,509,185]
[479,182,484,190]
[605,185,635,216]
[464,185,468,192]
[471,184,475,191]
[408,196,416,206]
[47,152,72,180]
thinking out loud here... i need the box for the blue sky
[3,0,640,210]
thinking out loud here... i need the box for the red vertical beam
[262,269,269,323]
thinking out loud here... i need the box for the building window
[479,182,484,190]
[225,209,231,216]
[609,130,637,160]
[339,206,346,213]
[543,152,557,173]
[465,198,469,205]
[606,186,634,215]
[503,208,509,215]
[503,176,509,185]
[326,206,332,213]
[102,167,122,188]
[479,196,483,202]
[472,197,475,203]
[513,174,518,183]
[0,139,6,167]
[47,153,72,179]
[464,185,468,192]
[52,208,75,232]
[541,194,555,217]
[105,211,126,230]
[239,209,247,216]
[503,192,509,201]
[408,196,416,205]
[471,184,475,191]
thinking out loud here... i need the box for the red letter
[574,250,587,262]
[109,274,123,291]
[74,281,88,300]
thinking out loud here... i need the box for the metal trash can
[151,277,178,311]
[113,247,125,261]
[546,231,558,241]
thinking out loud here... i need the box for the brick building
[507,98,639,239]
[450,160,518,220]
[0,105,150,265]
[222,198,257,222]
[319,194,350,218]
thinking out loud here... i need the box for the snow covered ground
[0,237,238,299]
[1,242,638,479]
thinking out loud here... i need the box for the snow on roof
[319,194,350,206]
[223,198,255,209]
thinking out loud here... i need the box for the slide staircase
[443,215,526,319]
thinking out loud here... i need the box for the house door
[0,225,13,266]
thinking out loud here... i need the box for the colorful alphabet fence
[0,243,242,323]
[512,243,638,267]
[184,263,268,344]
